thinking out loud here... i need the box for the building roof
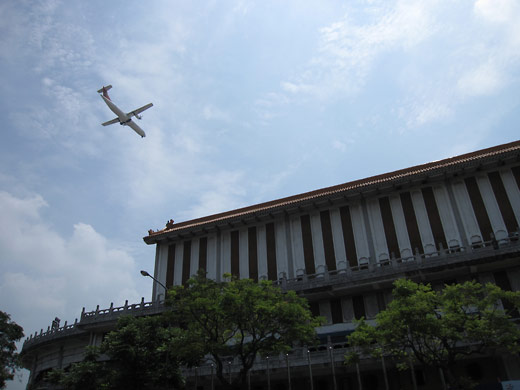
[144,139,520,244]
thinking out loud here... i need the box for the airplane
[97,85,153,138]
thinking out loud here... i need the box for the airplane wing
[126,103,153,119]
[101,117,120,126]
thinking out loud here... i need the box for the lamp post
[140,270,168,300]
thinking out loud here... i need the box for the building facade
[22,140,520,389]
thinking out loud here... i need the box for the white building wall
[207,234,217,280]
[290,215,305,275]
[190,238,200,278]
[173,243,183,286]
[389,195,413,259]
[155,244,169,298]
[410,190,437,255]
[220,231,231,276]
[366,198,389,262]
[476,175,508,240]
[310,211,326,272]
[330,208,347,269]
[432,185,463,248]
[500,169,520,228]
[350,202,370,265]
[451,180,482,244]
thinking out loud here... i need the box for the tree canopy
[47,315,185,390]
[0,310,24,389]
[168,271,322,390]
[346,279,520,387]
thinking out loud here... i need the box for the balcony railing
[273,232,520,293]
[22,232,520,350]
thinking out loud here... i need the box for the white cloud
[474,0,519,24]
[332,140,347,152]
[0,191,140,337]
[457,61,505,97]
[280,0,439,100]
[203,104,230,121]
[183,170,247,219]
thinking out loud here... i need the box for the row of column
[155,167,520,291]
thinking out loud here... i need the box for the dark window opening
[166,244,176,288]
[320,210,337,271]
[379,197,400,258]
[248,227,258,282]
[182,240,191,285]
[266,223,278,280]
[309,301,320,317]
[300,215,316,274]
[330,298,343,324]
[339,206,358,267]
[488,171,519,234]
[400,192,424,254]
[352,295,366,320]
[230,230,240,278]
[465,177,494,242]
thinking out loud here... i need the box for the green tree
[346,279,520,388]
[46,346,110,390]
[168,271,322,390]
[101,315,185,390]
[0,311,24,389]
[47,315,185,390]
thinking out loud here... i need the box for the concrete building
[21,140,520,389]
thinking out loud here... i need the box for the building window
[330,298,343,324]
[248,227,258,281]
[230,230,240,278]
[464,177,493,242]
[309,301,320,317]
[166,244,176,288]
[320,210,337,271]
[340,206,358,267]
[488,171,519,234]
[300,215,316,274]
[352,295,366,320]
[182,240,191,285]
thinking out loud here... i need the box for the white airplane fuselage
[101,95,146,138]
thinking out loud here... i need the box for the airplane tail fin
[97,85,113,100]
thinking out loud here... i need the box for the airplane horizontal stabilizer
[101,117,119,126]
[97,85,113,93]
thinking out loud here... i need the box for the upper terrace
[22,232,520,352]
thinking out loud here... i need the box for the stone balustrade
[22,233,519,350]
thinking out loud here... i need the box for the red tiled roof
[144,140,520,243]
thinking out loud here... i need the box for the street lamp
[140,270,168,300]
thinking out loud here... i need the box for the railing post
[307,348,314,390]
[266,356,271,390]
[285,353,291,390]
[329,345,337,390]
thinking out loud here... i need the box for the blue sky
[1,0,519,387]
